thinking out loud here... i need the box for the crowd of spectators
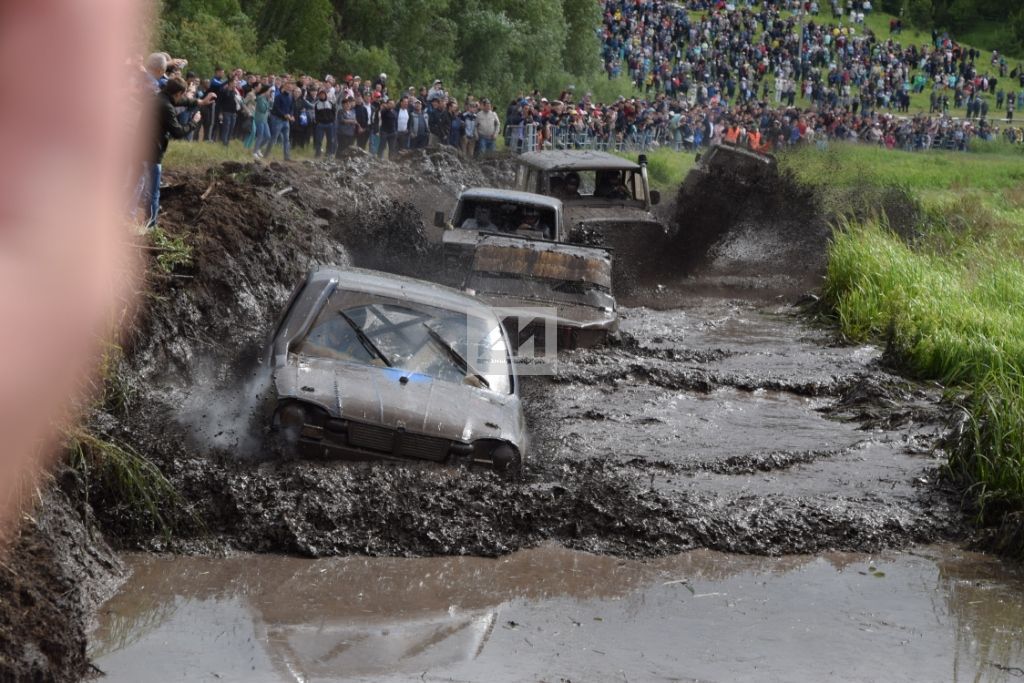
[139,2,1024,226]
[143,64,503,165]
[597,0,1024,141]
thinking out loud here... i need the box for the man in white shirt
[396,95,411,149]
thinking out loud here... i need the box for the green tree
[562,0,602,78]
[160,10,285,77]
[1013,8,1024,50]
[253,0,336,75]
[907,0,934,29]
[334,41,400,84]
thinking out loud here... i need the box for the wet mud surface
[0,150,987,680]
[102,298,962,560]
[89,151,964,560]
[91,544,1024,682]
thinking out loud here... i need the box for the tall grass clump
[947,366,1024,523]
[820,150,1024,553]
[64,427,187,537]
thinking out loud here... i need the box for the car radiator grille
[348,423,450,462]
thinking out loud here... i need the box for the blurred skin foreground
[0,2,141,533]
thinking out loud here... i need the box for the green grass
[615,147,697,191]
[64,426,188,537]
[813,143,1024,539]
[162,139,318,169]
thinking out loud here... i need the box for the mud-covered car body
[264,267,526,472]
[437,188,617,349]
[514,151,667,277]
[681,142,777,192]
[514,151,663,232]
[465,235,617,349]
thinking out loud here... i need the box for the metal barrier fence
[500,120,1023,155]
[502,123,671,154]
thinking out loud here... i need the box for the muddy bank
[0,478,122,681]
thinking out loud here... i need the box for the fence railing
[500,120,1023,155]
[502,123,670,154]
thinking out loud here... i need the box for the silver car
[264,267,526,473]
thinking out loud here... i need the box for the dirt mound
[0,479,122,682]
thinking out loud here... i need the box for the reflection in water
[91,545,1024,683]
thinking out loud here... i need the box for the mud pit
[93,153,961,561]
[1,149,990,680]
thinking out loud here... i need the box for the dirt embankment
[0,476,122,681]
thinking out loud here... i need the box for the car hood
[472,290,617,331]
[565,205,662,227]
[275,356,522,445]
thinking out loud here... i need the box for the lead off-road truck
[435,188,617,349]
[512,151,668,287]
[680,142,778,194]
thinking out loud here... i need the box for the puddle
[91,545,1024,682]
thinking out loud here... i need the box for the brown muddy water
[91,544,1024,683]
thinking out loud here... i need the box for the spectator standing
[409,99,430,149]
[377,97,398,159]
[312,88,337,158]
[354,93,372,150]
[448,100,464,148]
[264,81,295,161]
[475,98,500,156]
[208,66,226,142]
[428,97,450,147]
[336,96,358,154]
[396,95,411,149]
[248,84,272,159]
[218,75,240,146]
[461,101,478,157]
[142,77,214,226]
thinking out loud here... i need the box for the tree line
[157,0,603,104]
[881,0,1023,56]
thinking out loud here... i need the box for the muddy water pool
[91,544,1024,682]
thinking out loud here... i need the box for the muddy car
[264,267,526,473]
[681,142,778,193]
[513,150,668,284]
[436,188,617,349]
[436,188,564,267]
[465,236,617,349]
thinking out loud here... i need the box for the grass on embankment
[797,143,1024,538]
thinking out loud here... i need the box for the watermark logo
[470,305,559,377]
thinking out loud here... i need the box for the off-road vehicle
[436,188,617,348]
[264,267,526,473]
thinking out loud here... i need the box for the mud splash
[90,544,1024,682]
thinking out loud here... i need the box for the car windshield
[455,199,556,238]
[295,291,513,394]
[545,170,641,201]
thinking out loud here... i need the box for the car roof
[517,150,641,172]
[459,188,563,210]
[308,267,498,319]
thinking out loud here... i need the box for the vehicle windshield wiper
[421,323,491,389]
[338,310,392,367]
